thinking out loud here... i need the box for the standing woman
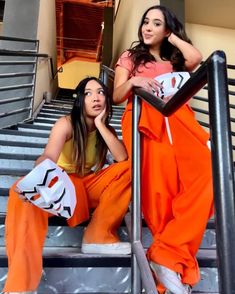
[114,5,213,294]
[3,77,131,294]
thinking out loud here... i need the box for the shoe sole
[81,246,131,255]
[149,262,187,294]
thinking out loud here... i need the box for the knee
[117,160,131,179]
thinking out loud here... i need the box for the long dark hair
[70,77,112,176]
[129,5,192,73]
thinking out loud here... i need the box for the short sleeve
[115,51,133,74]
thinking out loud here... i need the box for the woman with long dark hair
[3,77,131,294]
[114,5,213,294]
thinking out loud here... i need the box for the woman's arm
[113,66,133,104]
[168,33,202,71]
[94,108,128,161]
[113,66,162,104]
[35,116,72,166]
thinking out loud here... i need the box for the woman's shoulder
[119,50,131,58]
[55,115,71,127]
[116,50,133,71]
[52,116,72,138]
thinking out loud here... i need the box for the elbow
[195,52,203,65]
[112,93,119,105]
[185,51,203,71]
[113,90,122,105]
[115,153,128,162]
[187,55,203,71]
[193,52,203,68]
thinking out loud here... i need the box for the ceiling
[55,0,234,66]
[56,0,113,65]
[185,0,235,30]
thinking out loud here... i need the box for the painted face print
[154,72,190,99]
[84,80,106,117]
[17,159,76,219]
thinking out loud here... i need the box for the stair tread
[0,210,215,228]
[0,245,217,268]
[0,152,38,160]
[0,128,49,138]
[0,246,131,268]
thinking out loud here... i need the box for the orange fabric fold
[3,161,131,292]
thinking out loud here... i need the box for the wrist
[94,119,104,128]
[129,76,137,87]
[168,32,177,45]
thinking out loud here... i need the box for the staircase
[0,89,218,293]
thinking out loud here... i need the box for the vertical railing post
[100,65,108,86]
[207,51,235,293]
[131,94,142,293]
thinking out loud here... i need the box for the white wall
[34,0,58,112]
[186,23,235,65]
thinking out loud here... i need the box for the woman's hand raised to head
[166,32,202,71]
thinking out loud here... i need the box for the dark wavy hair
[70,77,112,176]
[128,5,192,73]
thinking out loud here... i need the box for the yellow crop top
[57,130,97,174]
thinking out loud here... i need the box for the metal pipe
[0,49,49,58]
[131,94,142,293]
[207,50,235,293]
[133,241,158,294]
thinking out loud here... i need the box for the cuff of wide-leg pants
[147,244,200,286]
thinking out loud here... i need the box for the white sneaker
[81,242,131,254]
[150,262,191,294]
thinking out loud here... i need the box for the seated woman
[3,77,131,294]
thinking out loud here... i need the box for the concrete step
[0,145,43,155]
[40,107,71,115]
[0,158,34,169]
[0,175,19,188]
[43,103,73,111]
[0,167,32,176]
[0,129,49,139]
[0,132,48,144]
[0,139,46,148]
[0,152,38,160]
[35,116,122,125]
[50,99,74,106]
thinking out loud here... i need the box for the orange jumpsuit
[116,51,214,286]
[3,149,131,291]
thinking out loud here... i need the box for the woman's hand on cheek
[94,107,107,127]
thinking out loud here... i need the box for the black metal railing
[101,50,235,294]
[0,49,57,79]
[0,36,57,129]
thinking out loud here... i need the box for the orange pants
[122,105,214,287]
[3,161,131,292]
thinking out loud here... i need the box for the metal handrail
[101,50,235,293]
[0,35,38,43]
[133,50,235,294]
[0,49,57,79]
